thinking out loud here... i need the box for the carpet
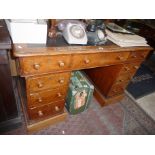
[2,95,155,135]
[136,92,155,121]
[126,64,155,99]
[121,96,155,134]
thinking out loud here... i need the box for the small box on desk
[66,71,94,115]
[5,19,47,44]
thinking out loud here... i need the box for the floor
[2,95,155,135]
[136,92,155,121]
[124,54,155,130]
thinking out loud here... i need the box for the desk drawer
[28,100,65,120]
[120,61,142,75]
[71,53,101,69]
[127,51,149,61]
[28,86,68,107]
[115,74,131,84]
[26,72,71,92]
[107,82,128,97]
[19,55,71,75]
[71,52,129,69]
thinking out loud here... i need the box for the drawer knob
[124,67,130,71]
[38,110,43,117]
[59,79,64,84]
[132,55,137,58]
[57,93,62,97]
[55,106,60,112]
[59,61,65,67]
[84,59,90,64]
[134,66,139,69]
[119,79,123,82]
[117,56,124,60]
[38,97,42,103]
[38,82,43,88]
[33,63,40,70]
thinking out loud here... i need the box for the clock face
[97,29,105,41]
[70,25,85,39]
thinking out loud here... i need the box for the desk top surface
[13,36,153,57]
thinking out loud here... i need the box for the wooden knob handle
[84,59,90,64]
[124,67,130,71]
[117,56,124,60]
[57,93,62,97]
[119,79,123,82]
[38,110,43,116]
[59,79,64,84]
[33,63,40,70]
[134,66,139,69]
[38,82,43,88]
[59,61,65,67]
[132,55,137,58]
[55,106,60,112]
[38,97,42,103]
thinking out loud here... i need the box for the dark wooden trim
[0,116,22,133]
[0,20,12,50]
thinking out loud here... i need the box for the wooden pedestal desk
[13,43,152,133]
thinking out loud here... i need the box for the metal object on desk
[86,19,107,45]
[65,71,94,115]
[106,22,134,34]
[87,29,107,45]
